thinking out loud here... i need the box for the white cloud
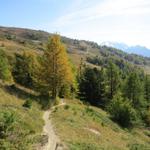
[52,0,150,27]
[44,0,150,48]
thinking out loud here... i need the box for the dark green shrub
[23,99,32,109]
[101,122,105,127]
[12,52,36,89]
[107,93,137,127]
[64,105,70,110]
[53,107,58,112]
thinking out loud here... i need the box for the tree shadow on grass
[3,84,51,110]
[5,84,38,100]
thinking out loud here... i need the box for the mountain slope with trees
[0,26,150,74]
[0,27,149,149]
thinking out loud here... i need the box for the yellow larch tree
[38,34,75,100]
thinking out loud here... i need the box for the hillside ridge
[0,26,150,74]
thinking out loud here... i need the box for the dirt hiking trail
[39,101,66,150]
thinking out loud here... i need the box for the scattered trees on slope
[0,33,149,128]
[79,67,107,107]
[10,34,76,103]
[79,61,149,127]
[79,62,121,107]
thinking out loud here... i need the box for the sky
[1,0,150,48]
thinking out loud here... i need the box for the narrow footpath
[40,102,65,150]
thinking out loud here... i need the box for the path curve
[39,102,65,150]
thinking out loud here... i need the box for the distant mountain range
[101,42,150,57]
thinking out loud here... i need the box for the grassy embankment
[0,83,44,149]
[51,99,150,150]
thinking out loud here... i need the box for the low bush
[0,110,33,149]
[64,105,70,110]
[23,99,32,109]
[0,111,16,139]
[107,93,137,128]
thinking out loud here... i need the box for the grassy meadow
[0,83,44,149]
[51,99,150,150]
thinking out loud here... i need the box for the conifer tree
[124,72,145,108]
[79,67,107,107]
[38,34,75,99]
[106,61,120,99]
[107,92,137,127]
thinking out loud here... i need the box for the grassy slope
[0,27,150,149]
[0,83,44,149]
[51,99,150,150]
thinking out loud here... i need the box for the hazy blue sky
[1,0,150,48]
